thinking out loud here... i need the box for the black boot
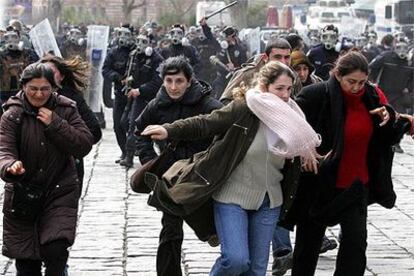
[120,152,134,168]
[115,152,126,164]
[319,235,338,254]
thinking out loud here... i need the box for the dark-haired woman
[0,63,94,276]
[40,54,102,185]
[289,51,413,276]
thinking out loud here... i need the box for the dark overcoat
[283,76,412,228]
[0,92,93,259]
[148,100,301,230]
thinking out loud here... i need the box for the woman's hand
[141,125,168,140]
[37,107,53,126]
[301,157,319,174]
[301,150,331,175]
[6,161,25,175]
[369,106,390,127]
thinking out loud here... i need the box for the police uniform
[369,51,414,113]
[307,43,339,81]
[102,45,133,156]
[212,42,247,99]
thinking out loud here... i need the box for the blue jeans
[210,195,279,276]
[272,221,292,257]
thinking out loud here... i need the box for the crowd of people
[0,15,414,276]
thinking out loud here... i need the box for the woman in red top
[286,51,413,276]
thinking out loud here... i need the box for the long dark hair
[40,54,89,94]
[333,51,369,77]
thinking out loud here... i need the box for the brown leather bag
[130,143,176,194]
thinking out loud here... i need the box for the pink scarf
[246,89,321,162]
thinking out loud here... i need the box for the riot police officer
[211,26,247,99]
[0,30,38,108]
[56,22,71,49]
[119,34,163,167]
[102,27,136,162]
[370,38,413,114]
[160,24,202,78]
[196,18,221,84]
[307,24,340,80]
[60,27,87,60]
[361,31,382,62]
[369,38,414,152]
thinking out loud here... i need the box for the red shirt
[336,88,373,189]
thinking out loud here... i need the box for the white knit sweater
[213,123,285,210]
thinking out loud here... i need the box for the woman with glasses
[0,63,94,276]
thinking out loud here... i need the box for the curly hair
[40,54,90,94]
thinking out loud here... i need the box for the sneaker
[392,144,404,153]
[319,235,338,254]
[272,251,293,276]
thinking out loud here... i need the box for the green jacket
[150,100,301,229]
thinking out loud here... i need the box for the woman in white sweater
[142,61,321,275]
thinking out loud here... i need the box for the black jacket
[368,51,413,102]
[285,76,411,228]
[59,86,102,183]
[129,52,163,102]
[215,43,248,77]
[59,86,102,144]
[307,44,339,81]
[135,80,223,168]
[102,46,131,93]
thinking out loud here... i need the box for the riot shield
[86,25,109,113]
[29,19,62,58]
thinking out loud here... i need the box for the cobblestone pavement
[1,115,413,275]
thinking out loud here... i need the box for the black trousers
[292,192,368,276]
[113,93,128,155]
[156,212,184,276]
[16,240,69,276]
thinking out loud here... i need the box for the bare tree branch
[122,0,146,22]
